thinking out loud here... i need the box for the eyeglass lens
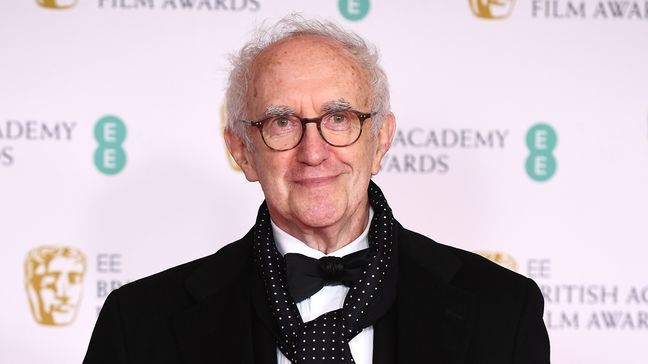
[262,111,363,151]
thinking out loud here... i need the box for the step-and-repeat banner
[1,0,647,362]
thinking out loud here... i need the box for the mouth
[52,304,74,313]
[293,175,340,187]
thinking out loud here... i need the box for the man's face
[32,256,85,325]
[230,36,394,235]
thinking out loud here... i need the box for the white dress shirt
[272,208,375,364]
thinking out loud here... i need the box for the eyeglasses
[239,110,375,151]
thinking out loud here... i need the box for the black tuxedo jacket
[84,223,550,364]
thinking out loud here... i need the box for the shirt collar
[272,207,374,259]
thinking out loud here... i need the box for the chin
[296,201,343,228]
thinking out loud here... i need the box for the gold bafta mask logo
[468,0,516,19]
[24,246,87,326]
[36,0,78,9]
[476,251,518,272]
[220,101,242,172]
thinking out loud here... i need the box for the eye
[274,118,291,128]
[323,112,353,131]
[68,272,83,284]
[265,116,299,136]
[39,273,59,290]
[331,113,347,123]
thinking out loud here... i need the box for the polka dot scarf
[253,181,396,363]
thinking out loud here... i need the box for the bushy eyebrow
[264,105,295,117]
[263,99,352,118]
[321,99,352,113]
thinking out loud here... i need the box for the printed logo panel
[36,0,78,9]
[468,0,516,19]
[339,0,371,21]
[25,246,87,326]
[525,123,557,182]
[94,115,127,175]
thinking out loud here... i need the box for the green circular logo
[526,123,557,151]
[525,153,556,182]
[525,123,557,182]
[339,0,370,21]
[94,115,127,175]
[94,147,127,175]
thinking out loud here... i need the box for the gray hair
[225,14,391,146]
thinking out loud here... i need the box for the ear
[371,112,396,175]
[224,128,259,182]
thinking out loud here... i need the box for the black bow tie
[284,249,371,302]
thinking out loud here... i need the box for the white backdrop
[1,0,647,362]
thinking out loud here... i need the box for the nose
[55,276,71,301]
[295,122,330,166]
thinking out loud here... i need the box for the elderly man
[84,16,550,364]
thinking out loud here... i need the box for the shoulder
[397,224,538,300]
[108,230,254,311]
[85,232,256,362]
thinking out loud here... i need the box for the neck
[269,202,370,254]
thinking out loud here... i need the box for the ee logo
[94,115,127,175]
[525,123,557,182]
[339,0,370,21]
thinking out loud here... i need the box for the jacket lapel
[249,256,280,364]
[171,233,258,364]
[394,226,475,364]
[169,224,475,364]
[372,303,397,364]
[250,257,279,340]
